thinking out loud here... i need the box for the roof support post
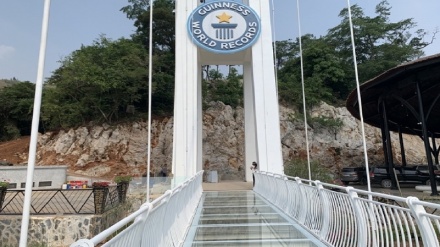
[416,82,438,195]
[398,125,407,167]
[380,99,398,189]
[431,133,439,165]
[380,117,389,165]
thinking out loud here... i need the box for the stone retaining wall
[0,203,132,247]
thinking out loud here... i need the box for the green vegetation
[309,116,343,134]
[114,175,133,183]
[202,66,243,109]
[0,81,35,140]
[0,0,434,141]
[284,158,333,183]
[42,36,149,129]
[0,180,10,188]
[277,1,430,110]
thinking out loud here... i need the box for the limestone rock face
[203,102,245,181]
[34,102,426,179]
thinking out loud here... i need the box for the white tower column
[247,0,283,174]
[173,0,200,181]
[244,62,258,182]
[173,0,284,182]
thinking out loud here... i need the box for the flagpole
[19,0,51,246]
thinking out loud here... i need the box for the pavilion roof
[346,53,440,138]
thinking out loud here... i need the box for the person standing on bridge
[250,161,258,187]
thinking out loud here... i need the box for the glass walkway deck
[183,190,325,247]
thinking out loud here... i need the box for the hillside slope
[0,102,427,180]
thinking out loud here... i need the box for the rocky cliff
[5,102,427,180]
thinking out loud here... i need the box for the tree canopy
[276,1,432,110]
[202,66,243,109]
[0,81,35,140]
[42,36,149,128]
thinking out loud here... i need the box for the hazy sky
[0,0,439,82]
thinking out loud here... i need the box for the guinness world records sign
[187,1,261,54]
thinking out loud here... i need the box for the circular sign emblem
[187,1,261,54]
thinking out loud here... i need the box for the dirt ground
[0,136,30,164]
[0,136,135,180]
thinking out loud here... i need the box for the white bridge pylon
[172,0,283,182]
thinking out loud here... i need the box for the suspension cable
[296,0,312,181]
[346,0,372,197]
[146,0,154,202]
[270,0,279,96]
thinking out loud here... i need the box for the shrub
[114,176,132,183]
[0,180,10,188]
[284,158,333,183]
[309,116,343,132]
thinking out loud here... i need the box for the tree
[277,0,434,110]
[220,67,243,107]
[277,36,343,109]
[122,0,176,114]
[42,37,148,128]
[202,67,244,108]
[274,39,298,71]
[0,81,35,140]
[326,0,431,83]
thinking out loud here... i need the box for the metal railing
[254,171,440,247]
[70,170,204,247]
[0,186,120,215]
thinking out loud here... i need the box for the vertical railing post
[295,177,307,224]
[272,175,283,206]
[280,176,289,212]
[253,172,262,194]
[132,203,153,246]
[160,190,173,245]
[262,172,272,199]
[347,187,367,247]
[266,173,275,202]
[406,197,440,247]
[315,181,330,240]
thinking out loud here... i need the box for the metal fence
[0,186,120,215]
[70,170,204,247]
[254,171,440,247]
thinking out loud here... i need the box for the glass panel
[201,206,275,215]
[191,240,318,247]
[184,190,321,246]
[199,213,287,225]
[194,225,307,241]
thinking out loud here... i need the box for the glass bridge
[183,191,324,247]
[70,172,440,247]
